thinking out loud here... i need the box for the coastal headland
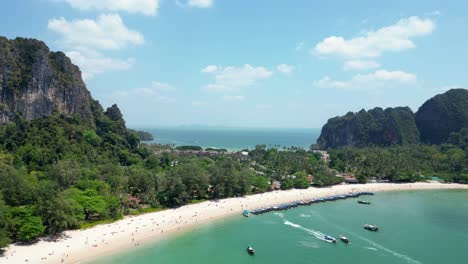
[2,182,467,264]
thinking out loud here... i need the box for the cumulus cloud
[48,14,144,50]
[277,64,295,74]
[204,64,273,92]
[62,0,160,16]
[343,60,380,71]
[48,14,144,79]
[66,49,135,80]
[313,16,435,59]
[314,70,417,89]
[201,65,218,73]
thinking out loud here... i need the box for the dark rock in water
[415,88,468,144]
[316,106,419,149]
[0,37,93,124]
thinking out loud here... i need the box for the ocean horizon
[133,127,321,151]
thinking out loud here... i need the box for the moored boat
[246,245,255,255]
[364,224,378,231]
[324,235,337,243]
[358,200,371,204]
[339,234,349,244]
[243,210,249,217]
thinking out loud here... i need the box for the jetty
[250,192,374,215]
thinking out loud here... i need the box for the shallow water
[96,190,468,264]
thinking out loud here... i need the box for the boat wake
[365,247,378,251]
[283,220,333,243]
[349,232,421,264]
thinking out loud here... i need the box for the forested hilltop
[316,88,468,149]
[0,37,336,250]
[316,89,468,184]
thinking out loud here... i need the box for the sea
[134,127,320,151]
[96,190,468,264]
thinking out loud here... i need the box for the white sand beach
[1,182,467,264]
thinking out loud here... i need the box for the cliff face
[316,107,419,149]
[316,89,468,149]
[415,88,468,144]
[0,37,93,124]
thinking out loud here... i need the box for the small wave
[300,214,311,218]
[365,247,378,251]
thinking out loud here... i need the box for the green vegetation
[205,148,228,152]
[416,88,468,144]
[131,130,154,141]
[0,107,341,249]
[316,107,419,149]
[317,89,468,149]
[175,145,203,151]
[329,144,468,183]
[249,145,342,187]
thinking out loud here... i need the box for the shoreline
[1,182,468,264]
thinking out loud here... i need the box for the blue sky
[2,0,468,128]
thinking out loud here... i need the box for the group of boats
[249,192,374,216]
[246,223,379,255]
[244,191,379,255]
[322,223,378,244]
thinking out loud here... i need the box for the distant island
[131,130,154,141]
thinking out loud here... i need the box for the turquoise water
[97,190,468,264]
[135,127,320,151]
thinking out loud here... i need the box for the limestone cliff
[316,107,419,149]
[0,37,92,124]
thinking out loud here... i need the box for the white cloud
[176,0,213,8]
[63,0,159,16]
[277,64,295,74]
[313,16,435,59]
[204,64,273,92]
[295,41,305,51]
[48,14,144,79]
[426,10,441,17]
[201,65,218,73]
[150,82,175,91]
[343,60,380,71]
[314,70,417,89]
[48,14,144,50]
[223,95,245,101]
[66,49,134,80]
[113,81,176,103]
[188,0,213,8]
